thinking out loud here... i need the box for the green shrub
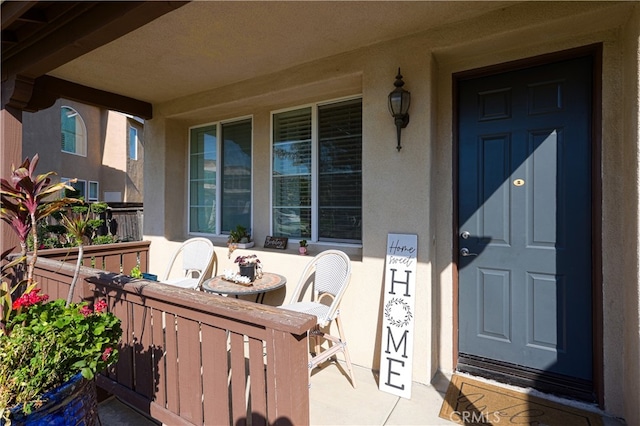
[92,235,118,245]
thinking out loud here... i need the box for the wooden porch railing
[31,257,315,426]
[38,240,150,275]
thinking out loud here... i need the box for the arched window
[61,106,87,156]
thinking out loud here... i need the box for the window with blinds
[61,106,87,156]
[272,108,312,238]
[189,118,252,235]
[318,99,362,241]
[272,98,362,243]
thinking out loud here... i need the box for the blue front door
[457,56,593,385]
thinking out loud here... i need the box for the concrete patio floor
[98,362,626,425]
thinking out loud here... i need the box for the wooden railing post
[265,329,311,425]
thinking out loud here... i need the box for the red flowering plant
[0,292,122,419]
[0,156,122,421]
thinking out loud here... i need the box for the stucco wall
[22,100,138,203]
[102,110,127,201]
[23,99,104,187]
[144,2,640,420]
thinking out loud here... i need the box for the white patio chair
[279,250,356,388]
[159,238,216,290]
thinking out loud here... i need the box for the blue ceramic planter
[4,373,98,426]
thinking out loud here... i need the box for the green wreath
[384,297,413,328]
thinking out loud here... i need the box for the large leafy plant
[0,154,75,288]
[0,156,122,422]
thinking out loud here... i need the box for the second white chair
[159,237,216,290]
[279,249,356,388]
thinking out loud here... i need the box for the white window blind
[272,98,362,243]
[272,108,312,238]
[318,99,362,241]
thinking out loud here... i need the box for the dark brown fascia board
[1,1,39,29]
[27,75,152,120]
[2,1,189,81]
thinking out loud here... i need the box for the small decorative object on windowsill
[234,254,262,282]
[299,239,308,255]
[227,225,254,258]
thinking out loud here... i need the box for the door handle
[460,248,478,257]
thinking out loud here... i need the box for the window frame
[88,181,99,201]
[128,125,138,160]
[270,95,362,245]
[188,115,254,237]
[62,178,87,199]
[61,106,87,157]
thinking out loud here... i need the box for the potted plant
[227,224,254,259]
[0,155,122,425]
[0,295,121,424]
[228,225,253,247]
[299,239,308,255]
[234,254,262,282]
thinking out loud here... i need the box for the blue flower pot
[4,373,98,426]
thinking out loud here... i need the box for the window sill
[199,235,362,262]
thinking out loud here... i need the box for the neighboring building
[21,99,144,203]
[3,2,640,425]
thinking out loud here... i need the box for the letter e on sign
[378,233,417,399]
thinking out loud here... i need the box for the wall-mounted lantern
[388,68,411,151]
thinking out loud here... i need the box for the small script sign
[264,236,288,250]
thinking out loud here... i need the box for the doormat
[439,374,603,426]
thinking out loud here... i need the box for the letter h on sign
[389,269,412,296]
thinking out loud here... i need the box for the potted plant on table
[234,254,262,282]
[0,155,122,425]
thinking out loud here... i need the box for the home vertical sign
[379,233,417,399]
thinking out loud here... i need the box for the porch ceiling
[42,1,513,105]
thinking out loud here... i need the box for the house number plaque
[513,179,525,187]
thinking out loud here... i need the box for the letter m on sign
[378,234,417,399]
